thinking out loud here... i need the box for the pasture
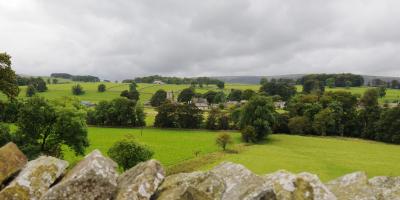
[63,127,400,181]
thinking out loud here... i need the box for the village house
[153,80,165,85]
[274,101,286,109]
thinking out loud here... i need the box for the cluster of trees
[87,98,145,127]
[51,73,100,82]
[130,75,224,88]
[154,101,203,129]
[367,78,400,89]
[72,84,85,95]
[284,89,400,144]
[259,79,297,101]
[299,73,364,89]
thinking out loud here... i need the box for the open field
[63,127,242,167]
[0,82,260,103]
[201,134,400,181]
[63,126,400,181]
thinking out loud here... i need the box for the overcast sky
[1,0,400,80]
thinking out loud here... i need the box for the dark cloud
[1,0,400,80]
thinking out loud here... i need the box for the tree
[72,84,85,95]
[325,78,335,88]
[120,90,139,101]
[0,53,19,99]
[239,96,275,141]
[177,88,195,103]
[15,97,89,158]
[312,108,336,136]
[217,81,225,89]
[52,79,59,84]
[241,89,256,100]
[213,92,226,104]
[129,82,138,92]
[359,89,381,139]
[377,86,386,98]
[206,108,219,130]
[241,126,257,143]
[26,85,36,97]
[259,81,296,101]
[228,89,242,101]
[150,89,167,107]
[154,101,178,128]
[0,123,13,146]
[108,136,153,171]
[375,107,400,144]
[303,79,324,94]
[361,89,379,107]
[176,103,203,128]
[288,116,311,134]
[98,84,106,92]
[216,133,232,151]
[203,91,218,104]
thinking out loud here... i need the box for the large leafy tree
[0,53,19,99]
[358,89,381,139]
[259,80,296,101]
[313,108,336,136]
[239,96,276,141]
[15,97,89,158]
[154,101,178,128]
[177,88,195,103]
[375,107,400,144]
[150,89,167,107]
[176,103,203,128]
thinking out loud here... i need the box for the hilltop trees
[150,89,167,107]
[0,53,19,99]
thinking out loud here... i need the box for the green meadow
[63,127,400,181]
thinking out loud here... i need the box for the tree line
[51,73,100,82]
[128,75,225,87]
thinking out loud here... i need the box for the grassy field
[201,134,400,181]
[0,82,259,103]
[63,127,242,167]
[62,126,400,181]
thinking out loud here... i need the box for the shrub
[26,85,36,97]
[288,116,311,134]
[216,133,232,151]
[241,126,257,143]
[150,89,167,107]
[72,84,85,95]
[98,84,106,92]
[108,136,153,171]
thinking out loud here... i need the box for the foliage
[377,86,387,98]
[241,126,257,143]
[177,88,195,103]
[107,136,153,170]
[97,84,106,92]
[288,116,311,134]
[303,79,325,94]
[71,75,100,82]
[120,90,139,101]
[213,91,227,104]
[203,91,218,104]
[14,96,89,159]
[150,89,167,107]
[299,73,364,87]
[259,80,296,101]
[0,123,13,146]
[0,52,19,99]
[0,100,21,122]
[217,81,225,89]
[88,98,145,127]
[215,133,232,151]
[133,75,222,86]
[51,73,73,79]
[241,89,256,100]
[272,113,290,133]
[312,108,336,136]
[154,101,203,128]
[325,77,335,88]
[206,108,219,130]
[228,89,242,101]
[72,84,85,95]
[26,85,36,97]
[239,96,276,141]
[375,107,400,143]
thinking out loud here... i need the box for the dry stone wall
[0,142,399,200]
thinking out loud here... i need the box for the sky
[1,0,400,80]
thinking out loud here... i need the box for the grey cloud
[1,0,400,80]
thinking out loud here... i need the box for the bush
[98,84,106,92]
[241,126,257,143]
[120,90,139,101]
[0,123,13,146]
[150,89,167,107]
[72,84,85,95]
[288,116,311,134]
[108,136,153,171]
[26,85,36,97]
[216,133,232,151]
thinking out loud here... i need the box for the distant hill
[214,74,400,85]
